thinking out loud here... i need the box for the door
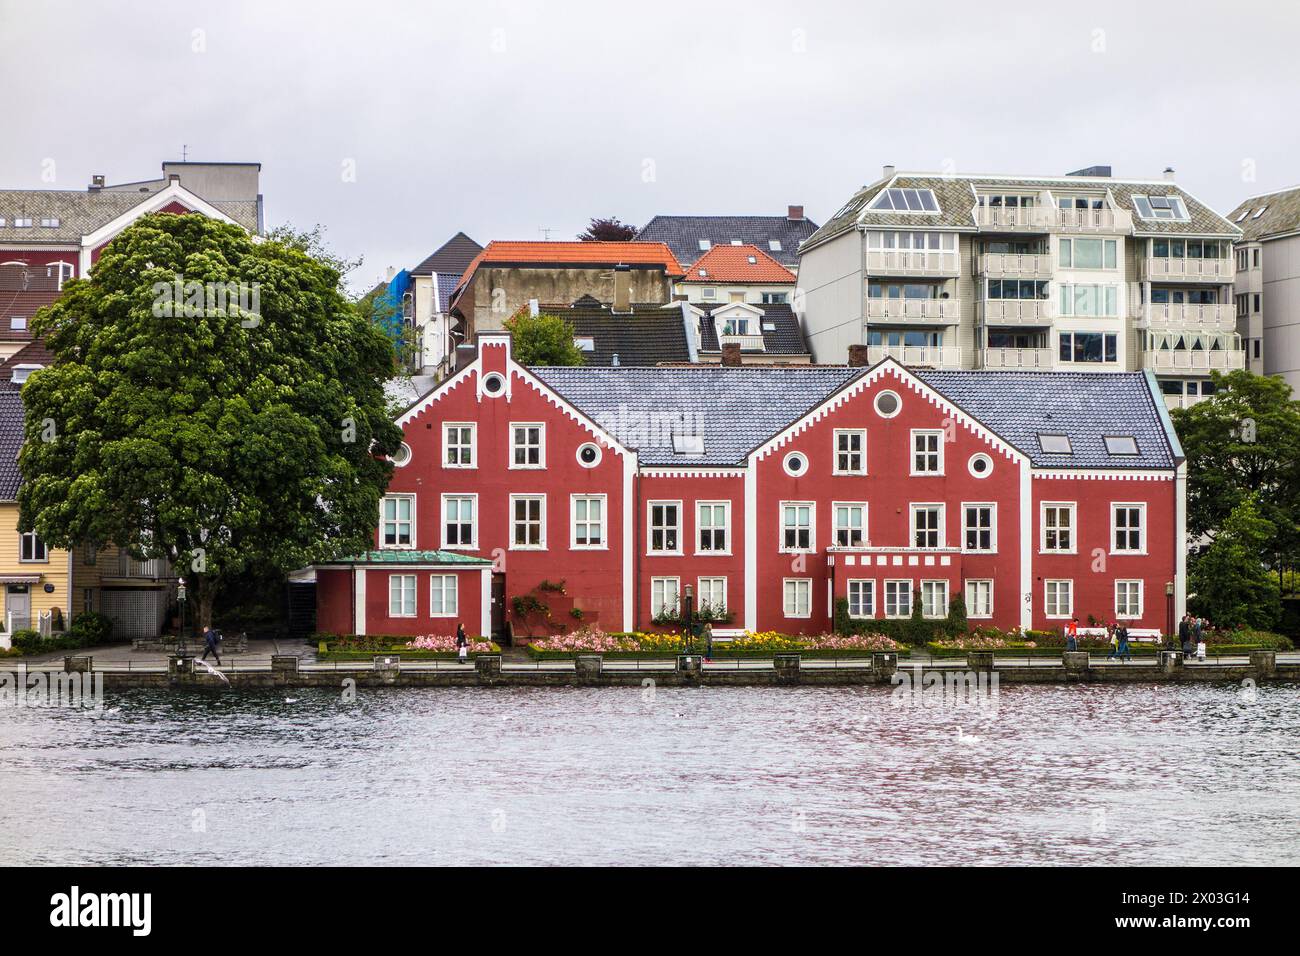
[5,585,31,633]
[491,573,507,644]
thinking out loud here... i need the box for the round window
[783,451,808,477]
[874,389,901,418]
[968,453,993,478]
[482,373,505,396]
[576,442,602,467]
[391,442,412,467]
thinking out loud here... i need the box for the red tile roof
[455,241,685,293]
[681,244,796,283]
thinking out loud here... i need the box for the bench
[1078,626,1162,643]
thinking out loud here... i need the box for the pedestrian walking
[1066,616,1079,652]
[1105,623,1119,661]
[1177,614,1190,651]
[703,622,714,662]
[1117,624,1132,662]
[201,624,222,666]
[456,624,469,663]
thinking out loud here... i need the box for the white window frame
[833,428,867,475]
[379,494,416,550]
[509,494,546,550]
[910,429,944,475]
[1115,580,1143,619]
[441,493,478,550]
[783,578,812,619]
[648,500,683,555]
[509,422,546,469]
[429,574,459,618]
[847,579,875,619]
[651,577,680,618]
[961,502,997,554]
[1045,579,1073,619]
[18,531,49,563]
[910,503,945,550]
[570,494,608,550]
[920,580,949,619]
[884,580,912,619]
[697,576,728,615]
[965,579,993,619]
[779,501,816,553]
[833,501,868,548]
[388,574,417,618]
[442,422,476,469]
[695,501,731,555]
[1041,501,1077,554]
[1110,502,1147,555]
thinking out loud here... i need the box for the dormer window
[13,218,32,228]
[720,316,753,336]
[868,188,939,213]
[1132,194,1189,222]
[40,218,59,228]
[672,434,704,456]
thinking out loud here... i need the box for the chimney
[847,344,871,367]
[787,205,804,221]
[721,343,743,367]
[1163,166,1176,181]
[168,173,181,184]
[613,264,631,312]
[528,298,539,317]
[385,266,397,282]
[454,343,477,372]
[90,174,105,191]
[882,164,896,181]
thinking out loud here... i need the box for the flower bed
[316,633,500,661]
[525,627,904,659]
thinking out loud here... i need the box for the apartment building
[1227,186,1300,389]
[797,166,1243,408]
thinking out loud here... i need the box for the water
[1,682,1297,865]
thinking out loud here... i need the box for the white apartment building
[1227,186,1300,391]
[796,165,1243,408]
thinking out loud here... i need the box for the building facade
[406,231,482,377]
[316,332,1186,639]
[797,166,1243,409]
[1227,186,1300,390]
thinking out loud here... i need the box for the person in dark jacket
[1117,625,1132,662]
[201,624,222,665]
[456,624,469,663]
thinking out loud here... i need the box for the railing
[1054,206,1133,232]
[865,298,961,322]
[717,332,766,351]
[113,555,174,578]
[865,250,960,276]
[976,252,1054,277]
[1158,392,1209,410]
[1143,256,1233,281]
[1142,302,1238,330]
[975,206,1052,231]
[982,347,1055,369]
[979,299,1050,324]
[1143,349,1246,372]
[866,344,962,367]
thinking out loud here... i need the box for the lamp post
[1165,580,1175,647]
[177,577,188,655]
[682,584,694,655]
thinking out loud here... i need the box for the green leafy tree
[265,222,363,288]
[1171,370,1300,567]
[1188,494,1281,630]
[19,212,403,629]
[503,312,585,366]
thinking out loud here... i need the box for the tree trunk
[194,577,218,631]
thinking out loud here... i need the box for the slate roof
[454,241,685,294]
[322,549,492,566]
[0,184,259,239]
[544,301,691,366]
[635,214,820,268]
[1227,185,1300,242]
[0,384,24,500]
[914,369,1177,469]
[528,363,1178,469]
[533,365,860,466]
[435,273,460,311]
[682,244,796,283]
[696,303,809,357]
[802,171,1241,253]
[410,232,483,277]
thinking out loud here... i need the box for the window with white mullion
[510,423,545,468]
[911,504,943,549]
[649,502,682,554]
[834,429,866,474]
[780,502,814,553]
[430,575,458,617]
[380,495,415,549]
[1042,503,1075,553]
[847,579,875,619]
[911,430,943,475]
[834,502,867,548]
[963,503,995,553]
[442,495,476,549]
[443,423,476,468]
[388,574,416,617]
[571,495,606,549]
[510,495,545,549]
[696,502,729,554]
[1111,503,1145,554]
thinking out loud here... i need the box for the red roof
[454,241,684,293]
[681,244,796,283]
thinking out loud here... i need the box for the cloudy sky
[2,0,1296,292]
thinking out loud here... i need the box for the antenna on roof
[181,144,189,162]
[539,226,554,240]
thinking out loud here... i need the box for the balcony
[975,205,1053,232]
[977,253,1054,278]
[982,347,1054,369]
[1142,256,1233,282]
[1159,392,1210,411]
[718,332,766,351]
[979,299,1051,325]
[102,554,175,583]
[1143,349,1246,373]
[1053,206,1133,233]
[865,298,960,324]
[867,344,962,368]
[1140,303,1238,331]
[865,250,960,277]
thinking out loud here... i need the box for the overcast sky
[2,0,1297,293]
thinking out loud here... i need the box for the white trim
[831,500,869,548]
[965,579,994,619]
[353,568,367,635]
[909,502,945,549]
[647,499,684,555]
[570,493,609,550]
[508,421,546,469]
[782,450,809,477]
[78,182,242,274]
[694,500,732,556]
[883,579,912,618]
[1044,578,1073,619]
[1175,461,1187,622]
[480,568,492,637]
[874,389,903,419]
[696,576,728,616]
[778,500,816,554]
[960,501,997,554]
[1115,579,1143,620]
[388,573,418,618]
[440,493,478,550]
[428,573,459,618]
[919,579,949,619]
[576,442,602,468]
[1109,501,1148,555]
[782,577,813,619]
[650,576,681,619]
[967,452,994,479]
[846,578,875,619]
[622,453,636,632]
[1019,460,1032,630]
[507,493,547,551]
[379,493,417,550]
[832,428,867,475]
[910,429,945,476]
[744,457,757,631]
[441,422,477,469]
[1039,500,1077,554]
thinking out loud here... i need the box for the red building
[317,331,1187,639]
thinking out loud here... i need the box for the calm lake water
[1,682,1297,866]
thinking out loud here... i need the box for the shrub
[69,611,113,646]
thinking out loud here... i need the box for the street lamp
[682,584,694,654]
[1165,581,1175,647]
[177,577,188,655]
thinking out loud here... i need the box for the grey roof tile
[696,303,809,356]
[543,301,691,366]
[1227,185,1300,242]
[0,385,24,500]
[0,184,258,239]
[410,232,483,276]
[634,214,820,268]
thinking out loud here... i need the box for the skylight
[573,336,595,352]
[1104,436,1138,455]
[1253,205,1268,219]
[769,240,782,252]
[672,434,705,456]
[868,187,940,213]
[1235,209,1251,223]
[698,239,711,251]
[746,255,757,264]
[730,239,742,245]
[1132,195,1189,222]
[1038,434,1073,454]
